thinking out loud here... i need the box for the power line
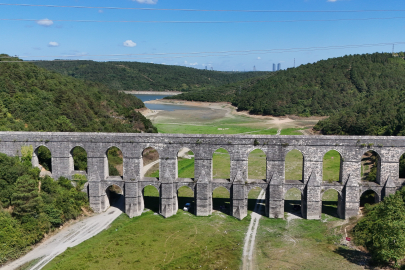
[1,17,405,24]
[1,42,403,62]
[1,3,405,13]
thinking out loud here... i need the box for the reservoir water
[134,94,208,111]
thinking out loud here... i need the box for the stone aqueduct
[0,132,404,220]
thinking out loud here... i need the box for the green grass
[248,149,266,179]
[213,148,230,179]
[285,149,303,180]
[280,128,305,135]
[43,212,249,270]
[155,123,278,135]
[255,217,363,270]
[323,150,341,182]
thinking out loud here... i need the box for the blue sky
[1,0,404,71]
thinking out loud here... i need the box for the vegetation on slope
[170,52,405,136]
[34,60,268,92]
[353,187,405,267]
[0,54,156,133]
[0,149,89,264]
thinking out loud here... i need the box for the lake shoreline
[123,91,182,95]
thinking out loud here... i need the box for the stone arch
[105,146,123,178]
[322,150,342,182]
[248,148,266,180]
[142,147,160,179]
[177,186,195,214]
[360,189,380,207]
[142,184,160,213]
[321,188,342,218]
[360,150,381,183]
[399,151,405,180]
[212,186,230,214]
[212,148,231,180]
[101,184,124,212]
[285,149,304,181]
[247,186,266,215]
[177,147,195,179]
[69,145,87,173]
[32,145,52,174]
[284,187,302,216]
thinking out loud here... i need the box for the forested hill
[169,52,405,136]
[34,60,267,92]
[0,54,156,133]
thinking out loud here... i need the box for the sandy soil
[143,99,324,131]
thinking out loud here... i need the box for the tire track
[242,190,265,270]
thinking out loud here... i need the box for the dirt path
[3,198,124,270]
[242,189,265,270]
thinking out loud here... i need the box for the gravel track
[242,189,265,270]
[2,198,124,270]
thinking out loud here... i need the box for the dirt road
[3,198,124,270]
[242,189,266,270]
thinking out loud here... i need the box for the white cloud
[123,40,137,47]
[37,18,53,26]
[257,57,261,60]
[189,62,198,66]
[327,0,338,2]
[48,41,59,47]
[98,9,104,13]
[134,0,158,4]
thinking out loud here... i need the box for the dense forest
[170,52,405,136]
[0,54,156,133]
[0,149,89,264]
[34,60,267,92]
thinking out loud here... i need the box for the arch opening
[177,147,194,179]
[361,150,380,183]
[284,188,302,217]
[322,150,341,182]
[178,186,194,214]
[143,185,159,213]
[142,147,160,178]
[32,146,52,175]
[399,153,405,184]
[360,190,379,207]
[247,187,265,215]
[70,146,87,173]
[104,184,124,212]
[321,189,341,218]
[212,187,230,214]
[106,147,123,178]
[248,149,266,180]
[212,148,230,180]
[285,149,303,181]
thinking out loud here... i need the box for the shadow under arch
[70,146,87,173]
[360,189,380,207]
[212,186,230,214]
[361,150,380,183]
[32,145,52,173]
[105,146,123,178]
[284,187,302,217]
[103,184,124,212]
[321,188,342,218]
[285,149,303,181]
[247,186,266,215]
[143,185,160,213]
[212,148,230,181]
[322,150,342,183]
[177,186,195,214]
[248,149,266,180]
[177,147,194,179]
[142,147,160,179]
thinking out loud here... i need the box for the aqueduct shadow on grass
[1,131,403,220]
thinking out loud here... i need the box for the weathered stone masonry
[0,131,403,220]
